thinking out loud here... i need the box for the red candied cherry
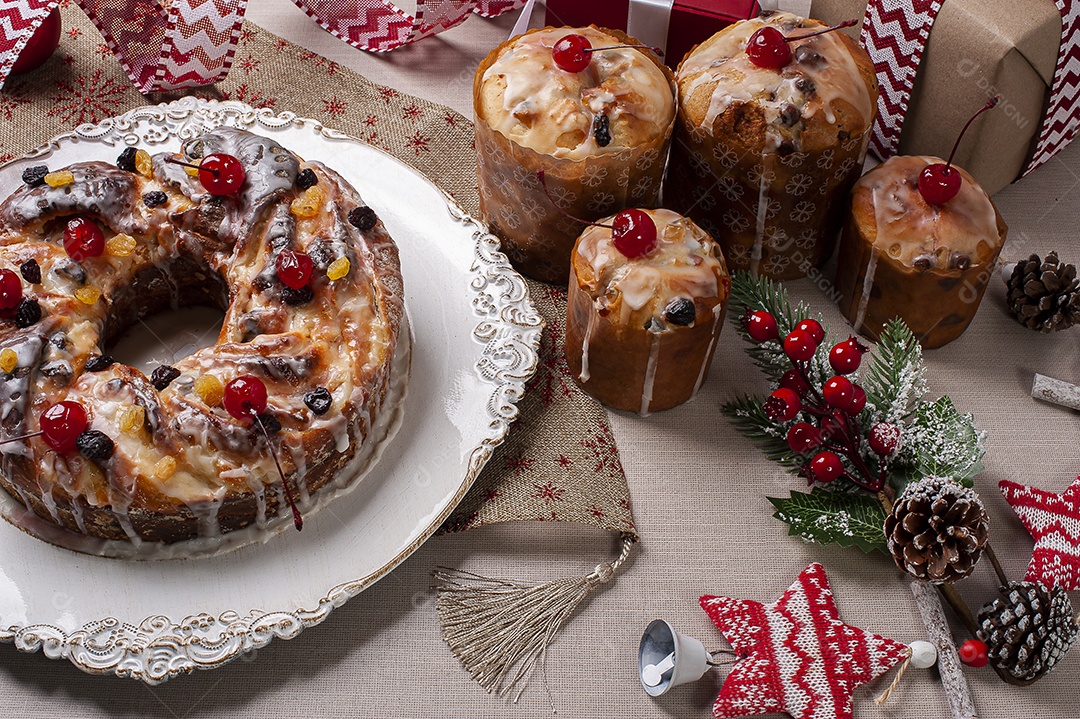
[959,639,989,668]
[809,451,845,483]
[829,336,866,374]
[763,388,801,422]
[783,329,817,362]
[746,19,856,70]
[779,368,810,396]
[552,34,592,72]
[11,9,61,76]
[63,217,105,261]
[786,422,821,454]
[869,421,900,456]
[918,96,999,205]
[822,375,853,408]
[743,309,779,343]
[846,384,867,415]
[40,400,88,454]
[198,153,246,195]
[0,269,23,311]
[223,375,268,419]
[794,319,825,346]
[611,209,657,258]
[276,249,313,290]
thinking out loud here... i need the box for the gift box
[812,0,1070,195]
[543,0,764,69]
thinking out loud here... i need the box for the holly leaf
[768,488,888,553]
[901,396,986,486]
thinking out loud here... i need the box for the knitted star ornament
[1000,476,1080,590]
[699,563,910,719]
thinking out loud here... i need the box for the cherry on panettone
[63,217,105,261]
[611,209,657,258]
[198,154,246,195]
[551,33,660,73]
[40,400,89,454]
[918,96,999,206]
[10,9,61,76]
[0,269,23,311]
[745,20,856,70]
[276,249,313,290]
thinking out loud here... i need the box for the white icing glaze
[853,250,877,333]
[480,27,674,160]
[639,332,660,416]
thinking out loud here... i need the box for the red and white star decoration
[700,563,909,719]
[1000,476,1080,590]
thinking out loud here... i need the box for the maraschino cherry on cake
[565,206,730,414]
[835,99,1007,348]
[0,127,405,553]
[474,26,676,283]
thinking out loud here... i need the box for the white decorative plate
[0,98,542,683]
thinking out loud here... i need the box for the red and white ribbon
[858,0,943,161]
[0,0,60,84]
[1026,0,1080,174]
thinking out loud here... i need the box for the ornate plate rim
[0,97,543,684]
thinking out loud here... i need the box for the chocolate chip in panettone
[664,298,696,326]
[76,430,114,462]
[84,354,116,372]
[295,168,318,191]
[304,387,333,415]
[13,299,40,328]
[21,165,48,187]
[795,77,816,96]
[778,104,801,127]
[142,191,168,208]
[116,147,138,173]
[592,113,612,147]
[348,206,378,231]
[282,285,313,306]
[151,364,181,390]
[19,259,40,285]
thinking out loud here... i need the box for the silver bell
[638,619,714,697]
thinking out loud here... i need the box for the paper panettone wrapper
[473,27,677,284]
[811,0,1062,195]
[667,115,872,280]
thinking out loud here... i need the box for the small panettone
[977,581,1079,683]
[884,476,990,584]
[1005,252,1080,333]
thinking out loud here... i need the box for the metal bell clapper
[638,620,731,697]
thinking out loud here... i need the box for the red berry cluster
[742,309,901,490]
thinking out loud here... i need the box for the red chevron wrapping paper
[858,0,942,161]
[1027,0,1080,174]
[700,563,909,719]
[1000,476,1080,591]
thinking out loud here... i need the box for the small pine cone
[884,476,989,584]
[977,581,1078,683]
[1005,252,1080,332]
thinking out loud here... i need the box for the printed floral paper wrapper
[473,27,677,284]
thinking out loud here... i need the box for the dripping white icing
[579,307,597,383]
[853,250,878,333]
[639,332,661,416]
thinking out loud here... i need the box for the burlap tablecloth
[0,3,1077,718]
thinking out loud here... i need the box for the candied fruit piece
[119,404,145,434]
[135,149,153,177]
[75,286,101,305]
[44,170,74,188]
[290,186,324,219]
[327,256,350,281]
[0,348,17,373]
[195,374,224,407]
[153,455,177,480]
[106,233,137,257]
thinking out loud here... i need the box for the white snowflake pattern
[713,143,739,169]
[499,205,521,230]
[616,167,630,188]
[549,186,577,208]
[816,149,835,169]
[717,177,744,202]
[763,198,782,220]
[488,146,507,164]
[728,243,751,265]
[587,192,616,212]
[636,148,660,170]
[836,157,857,175]
[789,201,816,223]
[747,164,776,184]
[492,172,512,195]
[795,229,817,249]
[692,185,717,211]
[763,254,791,275]
[779,152,806,168]
[521,197,546,222]
[513,166,540,189]
[765,228,790,251]
[631,175,653,199]
[724,210,749,233]
[582,165,608,188]
[785,174,813,196]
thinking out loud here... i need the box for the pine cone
[1005,252,1080,332]
[884,476,989,583]
[977,581,1079,683]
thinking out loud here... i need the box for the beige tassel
[435,533,635,702]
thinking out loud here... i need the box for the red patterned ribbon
[1026,0,1080,174]
[0,0,60,83]
[858,0,943,161]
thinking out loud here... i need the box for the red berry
[552,33,592,73]
[0,269,23,311]
[809,451,844,483]
[779,369,810,396]
[846,384,867,415]
[795,319,825,346]
[276,249,313,290]
[199,153,246,195]
[744,310,779,342]
[611,209,657,258]
[918,163,961,205]
[40,400,88,454]
[11,9,60,76]
[829,337,865,374]
[786,422,821,454]
[63,217,105,261]
[783,330,816,362]
[764,388,801,422]
[820,411,846,442]
[223,375,268,420]
[869,422,900,456]
[822,375,853,408]
[959,639,988,668]
[746,26,791,69]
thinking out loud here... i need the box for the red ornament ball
[611,209,657,258]
[794,319,825,346]
[918,163,962,205]
[746,26,791,69]
[11,9,61,76]
[764,388,801,422]
[199,153,246,195]
[223,375,268,420]
[783,330,817,362]
[869,422,900,456]
[959,639,989,668]
[779,368,810,396]
[0,269,23,311]
[40,400,88,454]
[276,249,313,290]
[552,33,592,73]
[786,422,822,454]
[809,451,844,483]
[744,310,779,343]
[63,217,105,261]
[829,337,865,374]
[822,375,854,408]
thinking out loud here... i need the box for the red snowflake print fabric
[1000,476,1080,590]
